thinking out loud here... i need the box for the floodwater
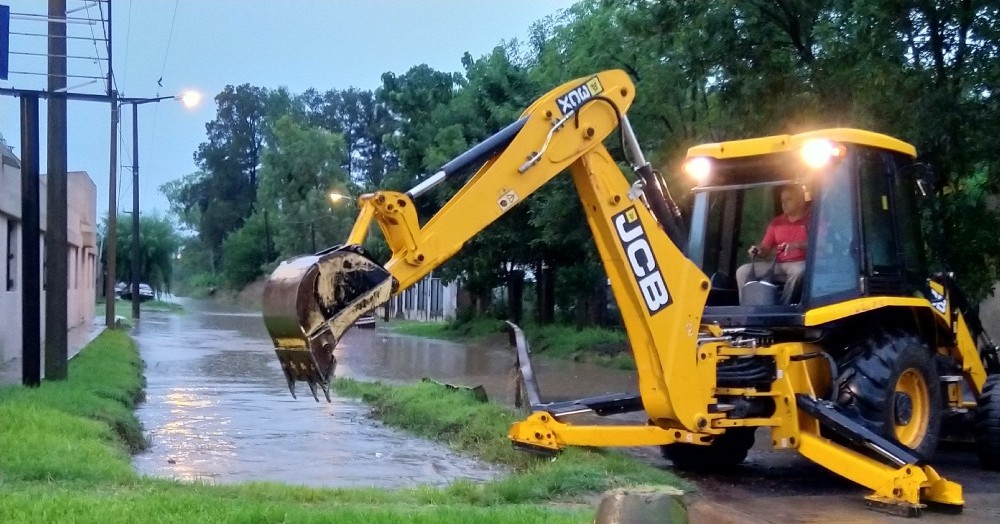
[131,299,638,488]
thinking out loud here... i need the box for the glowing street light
[177,90,202,109]
[328,191,349,204]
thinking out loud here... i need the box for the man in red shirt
[736,185,810,305]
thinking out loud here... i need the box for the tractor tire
[661,428,756,472]
[837,329,942,459]
[974,375,1000,470]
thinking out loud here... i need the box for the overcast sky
[0,0,575,220]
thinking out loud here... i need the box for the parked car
[119,283,155,302]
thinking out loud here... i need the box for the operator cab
[683,129,929,328]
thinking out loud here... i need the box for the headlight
[683,156,712,185]
[800,139,846,169]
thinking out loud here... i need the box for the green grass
[332,378,687,502]
[98,299,184,316]
[391,318,635,369]
[142,300,184,312]
[0,330,682,522]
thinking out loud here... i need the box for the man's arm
[749,221,777,257]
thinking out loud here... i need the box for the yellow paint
[804,296,930,326]
[894,368,930,449]
[687,128,917,159]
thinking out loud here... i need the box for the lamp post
[120,90,201,319]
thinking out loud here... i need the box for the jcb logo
[614,208,671,314]
[555,77,604,116]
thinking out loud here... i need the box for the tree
[298,87,399,190]
[256,116,352,259]
[164,85,271,269]
[99,213,181,295]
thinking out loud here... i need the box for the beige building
[0,137,97,383]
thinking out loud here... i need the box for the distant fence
[385,274,457,322]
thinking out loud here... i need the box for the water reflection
[132,300,501,488]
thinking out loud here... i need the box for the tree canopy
[163,0,1000,313]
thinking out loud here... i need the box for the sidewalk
[0,317,105,384]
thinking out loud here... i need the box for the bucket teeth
[307,381,320,402]
[263,245,393,399]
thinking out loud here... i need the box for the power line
[83,0,107,91]
[122,0,133,93]
[158,0,180,86]
[96,0,119,93]
[145,0,182,201]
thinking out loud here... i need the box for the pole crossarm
[119,95,178,106]
[0,88,179,106]
[0,86,111,102]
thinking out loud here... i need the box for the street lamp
[120,90,200,320]
[328,191,349,204]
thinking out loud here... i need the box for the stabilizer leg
[795,395,963,514]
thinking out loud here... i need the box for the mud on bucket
[262,245,394,400]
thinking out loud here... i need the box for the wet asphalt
[130,301,501,488]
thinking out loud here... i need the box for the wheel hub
[894,392,913,426]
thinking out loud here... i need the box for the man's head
[780,185,807,218]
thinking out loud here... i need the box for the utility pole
[131,102,140,320]
[106,93,118,326]
[105,0,118,328]
[45,0,68,380]
[20,95,40,387]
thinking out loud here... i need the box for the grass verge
[97,299,184,315]
[332,378,686,502]
[0,331,683,523]
[391,318,635,370]
[142,299,185,312]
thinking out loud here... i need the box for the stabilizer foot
[865,497,922,518]
[512,442,559,457]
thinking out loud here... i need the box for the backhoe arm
[262,70,715,429]
[259,71,967,513]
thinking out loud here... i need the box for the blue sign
[0,5,8,80]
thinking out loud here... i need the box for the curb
[595,487,769,524]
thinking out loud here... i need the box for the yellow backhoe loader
[262,69,1000,515]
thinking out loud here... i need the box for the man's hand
[778,242,804,254]
[748,245,761,257]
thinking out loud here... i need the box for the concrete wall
[0,147,97,381]
[63,172,98,329]
[980,285,1000,340]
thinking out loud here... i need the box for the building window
[6,219,15,291]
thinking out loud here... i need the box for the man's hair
[780,184,805,197]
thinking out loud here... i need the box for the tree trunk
[574,293,589,330]
[589,278,607,326]
[508,269,524,325]
[541,265,555,324]
[534,260,544,322]
[475,289,491,315]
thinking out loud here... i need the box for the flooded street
[131,301,499,488]
[131,299,637,488]
[335,323,638,404]
[128,299,1000,520]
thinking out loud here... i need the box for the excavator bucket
[262,245,393,400]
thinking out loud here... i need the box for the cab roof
[686,128,916,159]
